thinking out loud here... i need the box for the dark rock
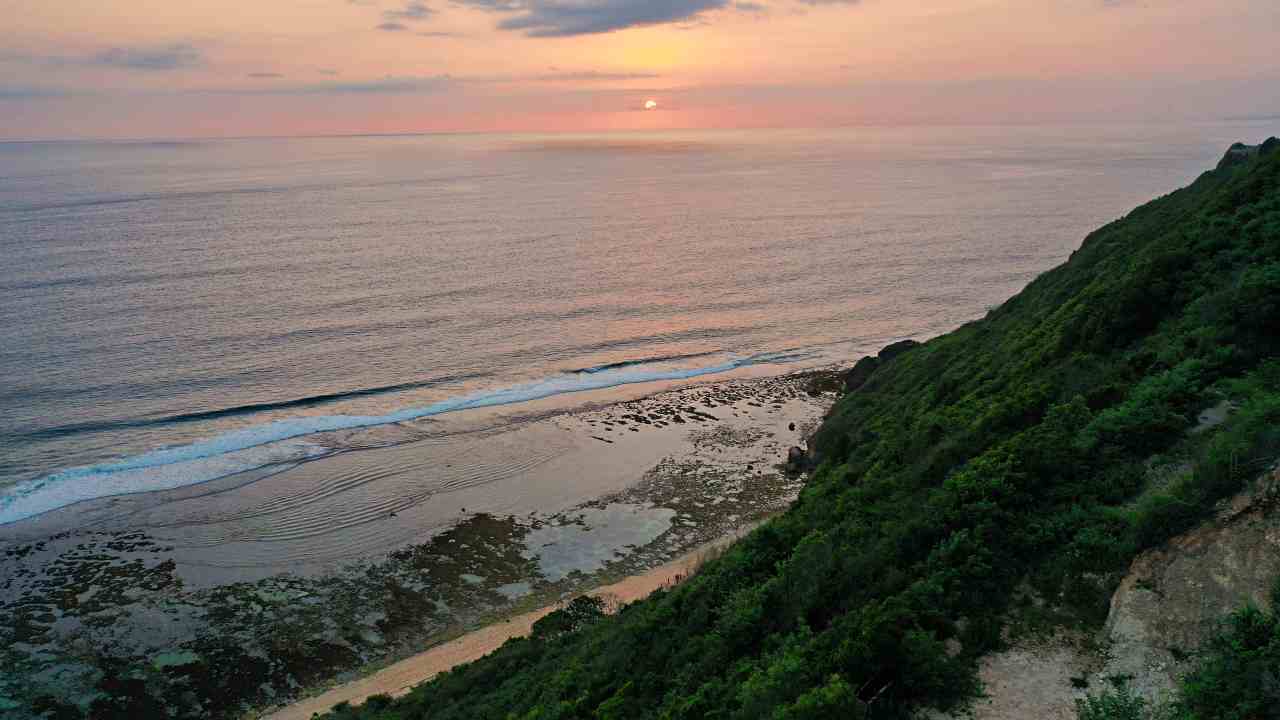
[842,340,921,394]
[877,339,920,362]
[785,446,808,474]
[1218,142,1262,170]
[842,356,881,393]
[788,422,796,432]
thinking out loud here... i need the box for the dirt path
[263,528,750,720]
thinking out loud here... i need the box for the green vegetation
[1075,679,1150,720]
[323,139,1280,720]
[1176,577,1280,719]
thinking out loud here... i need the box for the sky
[1,0,1278,139]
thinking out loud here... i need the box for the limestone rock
[1094,468,1280,703]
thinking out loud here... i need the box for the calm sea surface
[1,123,1270,524]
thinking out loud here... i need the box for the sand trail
[265,529,748,720]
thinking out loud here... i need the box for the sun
[644,99,659,111]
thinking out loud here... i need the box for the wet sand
[265,527,752,720]
[0,368,840,719]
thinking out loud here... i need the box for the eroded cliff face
[1098,466,1280,702]
[945,466,1280,719]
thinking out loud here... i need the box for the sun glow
[644,99,659,110]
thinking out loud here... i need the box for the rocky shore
[0,367,844,719]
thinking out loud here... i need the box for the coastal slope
[320,138,1280,719]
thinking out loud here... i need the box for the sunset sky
[2,0,1278,139]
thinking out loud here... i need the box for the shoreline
[1,367,841,718]
[0,360,850,542]
[263,524,759,720]
[0,349,844,530]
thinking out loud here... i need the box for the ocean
[0,123,1266,526]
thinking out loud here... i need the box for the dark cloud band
[378,1,435,30]
[92,44,201,71]
[460,0,730,37]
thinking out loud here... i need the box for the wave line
[0,347,815,525]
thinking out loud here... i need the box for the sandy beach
[1,369,838,719]
[265,526,753,720]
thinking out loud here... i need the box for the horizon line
[3,115,1278,145]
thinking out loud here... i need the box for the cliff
[321,139,1280,720]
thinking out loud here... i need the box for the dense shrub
[1076,682,1151,720]
[1176,580,1280,720]
[324,142,1280,720]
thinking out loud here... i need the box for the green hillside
[323,138,1280,720]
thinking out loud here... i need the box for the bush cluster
[325,141,1280,720]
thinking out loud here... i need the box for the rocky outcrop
[842,356,882,393]
[1217,137,1280,170]
[841,339,921,393]
[1094,467,1280,703]
[877,339,920,362]
[931,466,1280,719]
[785,446,809,474]
[1218,142,1262,170]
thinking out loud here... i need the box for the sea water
[0,123,1269,524]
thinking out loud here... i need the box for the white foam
[0,440,333,525]
[0,349,810,525]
